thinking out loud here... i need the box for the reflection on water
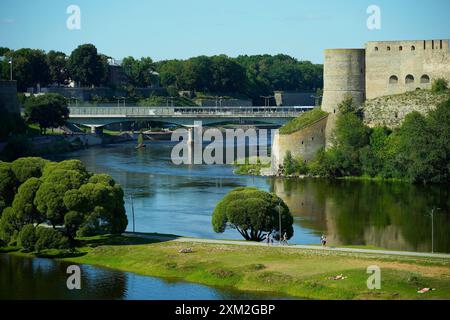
[0,254,282,300]
[51,141,450,253]
[272,179,450,253]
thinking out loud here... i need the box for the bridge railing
[68,106,314,117]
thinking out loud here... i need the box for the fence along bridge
[68,106,313,132]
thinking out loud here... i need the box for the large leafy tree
[24,93,69,134]
[12,178,43,225]
[210,55,246,93]
[47,50,69,86]
[121,56,156,87]
[67,44,108,87]
[0,158,128,248]
[1,48,50,91]
[0,162,18,213]
[11,157,48,183]
[212,187,293,242]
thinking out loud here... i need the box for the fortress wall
[0,80,20,113]
[365,40,450,99]
[271,115,328,173]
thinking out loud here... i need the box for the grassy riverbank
[5,234,449,300]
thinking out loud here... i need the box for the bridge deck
[69,106,313,118]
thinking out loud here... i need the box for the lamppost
[130,195,136,233]
[429,207,440,253]
[8,57,13,81]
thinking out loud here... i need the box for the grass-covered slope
[279,108,328,135]
[5,234,450,299]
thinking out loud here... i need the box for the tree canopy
[0,158,128,249]
[24,93,69,134]
[212,187,293,241]
[121,56,157,88]
[47,50,69,86]
[67,44,109,87]
[1,48,50,91]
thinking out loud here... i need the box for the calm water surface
[0,254,282,300]
[52,141,450,253]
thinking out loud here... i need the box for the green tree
[35,161,89,227]
[11,157,48,183]
[210,55,246,93]
[76,178,127,236]
[0,207,21,244]
[360,127,391,177]
[122,56,156,87]
[67,44,108,87]
[47,50,69,86]
[431,78,448,93]
[18,224,37,251]
[1,48,50,91]
[283,151,295,175]
[24,93,69,134]
[12,178,43,225]
[0,162,18,212]
[212,187,293,241]
[0,47,10,56]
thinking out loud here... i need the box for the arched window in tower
[374,46,379,52]
[389,75,399,84]
[405,74,415,84]
[387,46,391,51]
[420,75,430,84]
[411,45,416,51]
[399,46,403,51]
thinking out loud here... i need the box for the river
[50,140,450,254]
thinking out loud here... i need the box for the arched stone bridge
[68,106,313,132]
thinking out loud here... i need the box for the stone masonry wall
[271,115,328,173]
[0,80,20,113]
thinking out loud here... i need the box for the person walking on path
[282,232,288,246]
[321,234,327,247]
[265,233,270,246]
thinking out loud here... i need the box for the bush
[18,224,37,251]
[282,151,309,176]
[431,78,449,93]
[35,227,69,252]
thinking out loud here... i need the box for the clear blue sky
[1,0,449,63]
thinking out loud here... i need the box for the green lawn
[7,234,448,300]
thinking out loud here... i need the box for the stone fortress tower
[321,49,366,146]
[321,39,450,144]
[269,39,450,174]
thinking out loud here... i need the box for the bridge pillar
[89,126,103,134]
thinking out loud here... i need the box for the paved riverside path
[123,233,450,259]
